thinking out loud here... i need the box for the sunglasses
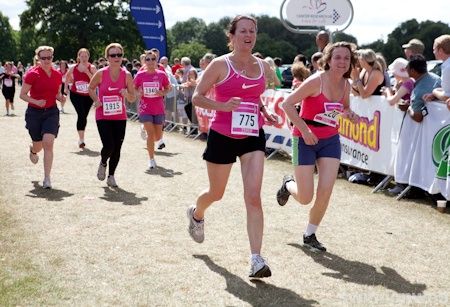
[145,57,157,62]
[108,53,123,58]
[39,56,53,61]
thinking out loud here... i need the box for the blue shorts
[25,106,60,141]
[203,128,266,164]
[139,114,165,125]
[292,134,341,166]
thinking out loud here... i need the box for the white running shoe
[148,159,157,169]
[107,175,118,187]
[97,162,106,181]
[43,177,52,189]
[140,124,147,140]
[29,145,38,164]
[249,255,272,278]
[186,205,204,243]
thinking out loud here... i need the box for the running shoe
[106,175,118,187]
[249,255,272,278]
[78,140,86,149]
[43,177,52,189]
[148,159,157,169]
[186,205,204,243]
[157,139,166,150]
[303,233,327,252]
[29,145,38,164]
[97,162,107,181]
[276,175,295,206]
[140,124,147,140]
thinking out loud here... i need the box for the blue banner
[130,0,167,57]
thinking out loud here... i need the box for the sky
[1,0,449,45]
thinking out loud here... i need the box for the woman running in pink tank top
[88,43,135,188]
[277,42,359,252]
[185,15,277,279]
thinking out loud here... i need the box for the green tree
[203,22,228,56]
[169,18,207,45]
[19,0,145,61]
[170,42,210,67]
[0,12,17,61]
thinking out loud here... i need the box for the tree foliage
[170,42,210,67]
[19,0,145,62]
[0,12,17,62]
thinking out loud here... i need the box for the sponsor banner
[130,0,167,57]
[395,102,450,199]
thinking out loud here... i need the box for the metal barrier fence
[125,85,201,139]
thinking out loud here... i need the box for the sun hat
[388,57,409,78]
[402,39,425,54]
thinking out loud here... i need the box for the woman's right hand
[222,97,241,112]
[93,100,102,108]
[32,99,46,108]
[300,128,318,145]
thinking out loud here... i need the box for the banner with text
[130,0,167,57]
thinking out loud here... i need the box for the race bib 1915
[102,95,123,116]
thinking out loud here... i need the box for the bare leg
[42,133,55,178]
[240,150,265,255]
[194,162,233,220]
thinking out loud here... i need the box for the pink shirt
[211,55,265,138]
[95,67,128,121]
[293,74,346,139]
[134,69,169,115]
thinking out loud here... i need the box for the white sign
[284,0,353,29]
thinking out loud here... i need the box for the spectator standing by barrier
[187,15,277,278]
[424,35,450,103]
[405,55,441,122]
[402,38,425,60]
[88,43,135,188]
[277,42,358,252]
[134,50,170,169]
[20,46,66,189]
[351,49,385,97]
[66,48,97,148]
[383,57,415,106]
[316,30,330,52]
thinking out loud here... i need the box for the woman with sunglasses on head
[88,43,135,187]
[133,50,170,170]
[186,15,277,278]
[66,48,97,148]
[20,46,66,189]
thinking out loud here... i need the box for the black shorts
[25,106,60,141]
[2,87,15,102]
[203,128,266,164]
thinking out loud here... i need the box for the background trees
[1,1,449,67]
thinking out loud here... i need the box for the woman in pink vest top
[277,42,359,252]
[186,15,277,279]
[88,43,135,188]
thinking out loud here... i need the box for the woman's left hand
[343,109,359,122]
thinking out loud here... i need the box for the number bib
[102,95,123,116]
[75,81,89,94]
[313,102,344,127]
[231,102,259,136]
[143,82,159,98]
[3,79,13,87]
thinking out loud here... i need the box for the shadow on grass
[289,243,426,295]
[100,187,148,206]
[193,254,318,306]
[71,148,100,157]
[27,181,74,202]
[145,165,183,178]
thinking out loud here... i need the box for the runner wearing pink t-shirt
[134,50,170,170]
[88,43,135,188]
